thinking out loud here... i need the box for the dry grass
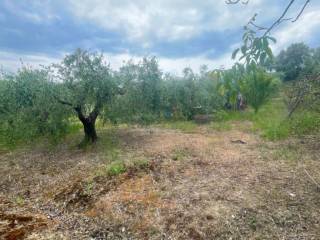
[0,124,319,239]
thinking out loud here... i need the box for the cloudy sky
[1,0,320,74]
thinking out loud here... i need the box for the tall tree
[275,43,312,81]
[107,57,163,124]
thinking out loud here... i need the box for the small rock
[288,192,296,197]
[206,214,214,220]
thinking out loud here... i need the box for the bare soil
[0,124,319,239]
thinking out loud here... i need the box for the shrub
[241,69,279,113]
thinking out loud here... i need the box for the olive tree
[54,49,117,144]
[107,57,162,124]
[0,67,69,145]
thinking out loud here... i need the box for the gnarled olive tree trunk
[81,117,98,143]
[56,97,101,145]
[75,106,99,144]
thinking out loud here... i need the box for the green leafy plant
[106,161,126,176]
[232,25,276,68]
[241,69,279,113]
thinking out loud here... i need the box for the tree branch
[292,0,310,22]
[74,106,86,123]
[228,0,311,36]
[226,0,249,4]
[89,103,101,121]
[54,95,88,122]
[249,21,267,31]
[54,96,74,108]
[263,0,295,36]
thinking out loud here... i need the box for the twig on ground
[303,168,320,190]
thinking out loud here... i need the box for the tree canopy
[54,49,118,144]
[275,43,312,81]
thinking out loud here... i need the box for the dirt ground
[0,123,319,239]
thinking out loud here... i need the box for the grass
[94,157,151,179]
[288,111,320,136]
[272,146,300,162]
[171,147,190,161]
[105,160,127,176]
[2,95,318,153]
[210,121,233,131]
[211,96,320,141]
[131,158,150,170]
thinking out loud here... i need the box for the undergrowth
[211,97,320,140]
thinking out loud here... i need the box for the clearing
[0,122,319,239]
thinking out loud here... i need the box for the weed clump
[105,161,127,177]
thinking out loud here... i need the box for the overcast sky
[1,0,320,74]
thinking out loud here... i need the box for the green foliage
[105,160,126,176]
[210,97,287,138]
[232,26,275,68]
[216,64,245,110]
[210,120,232,131]
[54,49,119,144]
[158,121,197,133]
[284,72,320,117]
[263,111,320,140]
[1,41,319,147]
[109,61,224,123]
[229,23,280,114]
[0,67,70,147]
[211,94,320,141]
[288,112,320,136]
[241,69,279,113]
[108,57,162,124]
[216,64,279,114]
[55,49,116,116]
[275,43,312,81]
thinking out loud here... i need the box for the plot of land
[0,123,319,239]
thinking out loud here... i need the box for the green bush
[0,69,70,148]
[241,69,280,113]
